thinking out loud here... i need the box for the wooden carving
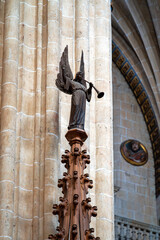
[49,129,100,240]
[49,46,103,239]
[56,46,104,130]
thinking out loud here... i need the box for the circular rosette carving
[120,139,148,166]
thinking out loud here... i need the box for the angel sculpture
[56,46,93,130]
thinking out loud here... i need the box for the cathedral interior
[112,0,160,238]
[0,0,160,239]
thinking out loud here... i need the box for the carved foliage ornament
[120,139,148,166]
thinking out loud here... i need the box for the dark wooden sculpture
[56,46,104,130]
[49,129,100,240]
[49,47,102,240]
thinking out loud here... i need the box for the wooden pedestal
[49,129,100,240]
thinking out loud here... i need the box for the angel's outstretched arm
[86,82,93,102]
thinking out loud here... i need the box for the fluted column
[75,0,89,74]
[88,0,96,231]
[75,0,97,231]
[13,1,38,239]
[59,0,75,160]
[0,0,19,239]
[75,0,90,139]
[95,0,114,239]
[0,0,5,121]
[33,1,47,239]
[43,0,60,238]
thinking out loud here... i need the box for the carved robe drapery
[63,79,92,130]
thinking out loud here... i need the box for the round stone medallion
[120,139,148,166]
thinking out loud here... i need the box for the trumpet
[83,79,104,98]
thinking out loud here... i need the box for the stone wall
[113,63,157,225]
[0,1,113,240]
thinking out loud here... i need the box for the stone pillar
[59,0,75,170]
[75,0,90,136]
[75,0,89,75]
[0,0,5,116]
[33,1,47,239]
[13,1,38,239]
[0,0,19,239]
[94,0,114,239]
[44,0,60,238]
[88,0,96,231]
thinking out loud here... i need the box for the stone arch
[112,40,160,197]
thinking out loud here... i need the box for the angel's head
[75,71,83,83]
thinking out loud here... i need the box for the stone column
[0,0,5,117]
[75,0,90,142]
[59,0,75,173]
[75,0,89,74]
[0,0,19,239]
[88,0,96,231]
[33,1,47,239]
[44,0,60,238]
[94,0,114,239]
[13,1,38,239]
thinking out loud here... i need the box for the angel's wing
[56,45,73,94]
[79,51,86,87]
